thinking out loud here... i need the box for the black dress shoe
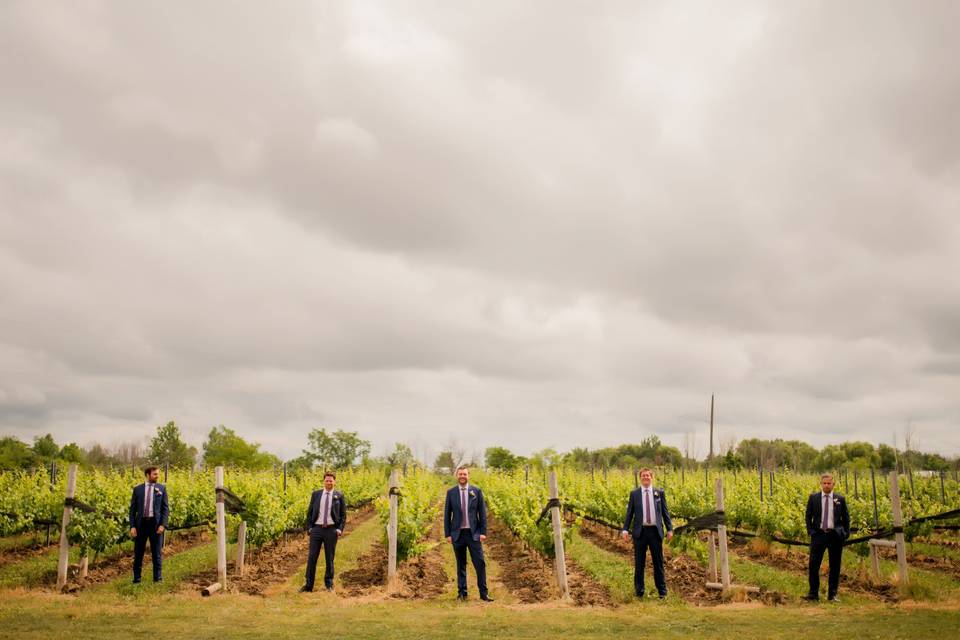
[658,593,667,599]
[828,594,839,602]
[457,594,467,601]
[480,594,494,602]
[635,592,645,598]
[299,585,313,593]
[803,593,819,601]
[325,585,334,592]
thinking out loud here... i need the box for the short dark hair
[323,471,336,479]
[143,466,159,476]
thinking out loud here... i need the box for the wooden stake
[236,520,247,577]
[889,471,908,584]
[215,466,227,589]
[707,531,718,583]
[715,477,731,588]
[870,468,879,528]
[387,469,399,584]
[56,464,78,590]
[548,471,569,599]
[80,554,89,579]
[202,582,222,596]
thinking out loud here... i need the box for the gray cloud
[1,1,958,460]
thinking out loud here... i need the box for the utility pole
[708,393,715,462]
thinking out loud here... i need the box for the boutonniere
[469,490,476,497]
[154,488,162,495]
[654,491,660,499]
[833,498,839,505]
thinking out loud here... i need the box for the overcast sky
[1,1,958,463]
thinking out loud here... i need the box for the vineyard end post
[387,469,399,584]
[56,464,78,590]
[548,471,570,599]
[889,471,908,585]
[870,467,879,528]
[215,466,227,589]
[715,477,731,588]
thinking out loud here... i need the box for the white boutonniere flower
[154,488,162,496]
[833,498,840,505]
[469,490,476,497]
[654,491,660,499]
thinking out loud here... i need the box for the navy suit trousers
[633,526,666,596]
[133,516,163,582]
[453,529,488,596]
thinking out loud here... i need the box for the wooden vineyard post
[889,471,908,584]
[758,462,764,502]
[870,468,879,528]
[548,471,569,599]
[215,466,228,589]
[707,531,718,583]
[387,469,399,586]
[236,520,247,577]
[283,462,287,494]
[940,470,946,504]
[715,477,731,589]
[56,464,78,590]
[47,461,57,546]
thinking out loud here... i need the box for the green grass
[1,591,960,640]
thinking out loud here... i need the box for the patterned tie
[822,494,829,530]
[322,492,330,525]
[645,489,654,525]
[461,488,468,528]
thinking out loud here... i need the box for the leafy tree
[0,436,36,470]
[434,450,455,471]
[385,443,415,468]
[877,444,898,470]
[485,446,520,471]
[530,447,562,470]
[148,421,198,468]
[721,449,744,471]
[301,428,371,469]
[202,426,280,470]
[59,442,86,464]
[32,434,59,463]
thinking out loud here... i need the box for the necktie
[145,484,153,518]
[822,494,829,530]
[645,489,653,525]
[322,492,330,525]
[461,488,468,528]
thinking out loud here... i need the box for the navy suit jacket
[305,489,347,532]
[622,486,673,540]
[444,484,487,542]
[805,492,850,539]
[128,483,169,529]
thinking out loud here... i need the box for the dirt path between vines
[179,504,376,596]
[576,518,787,606]
[727,535,899,602]
[54,526,211,592]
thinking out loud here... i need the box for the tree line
[1,424,957,473]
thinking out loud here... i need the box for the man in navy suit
[128,465,169,584]
[805,473,850,602]
[444,465,492,602]
[300,471,347,592]
[621,468,673,599]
